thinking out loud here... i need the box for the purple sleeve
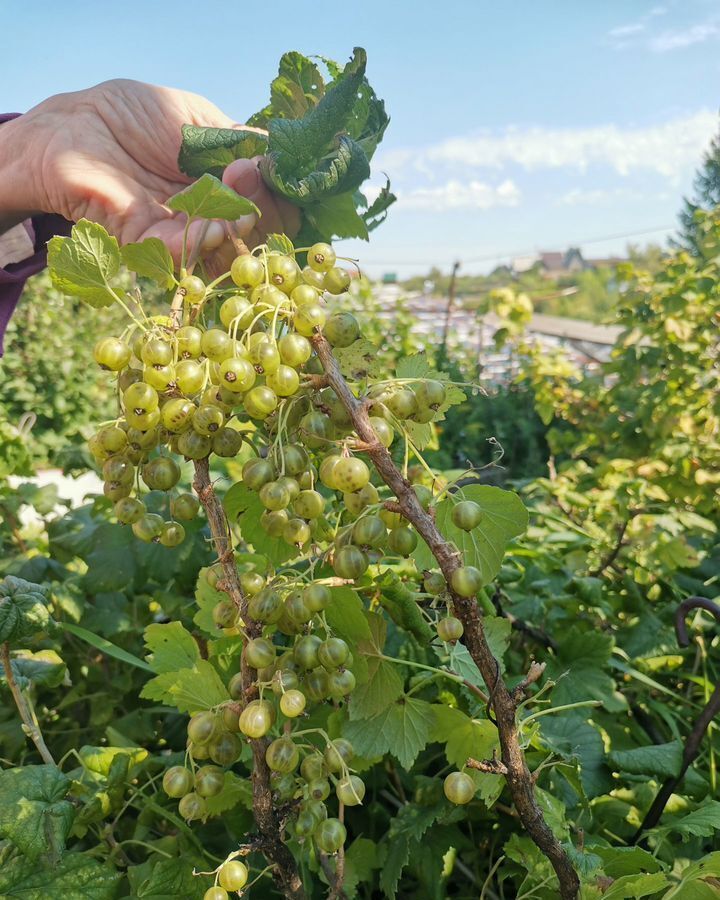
[0,113,72,354]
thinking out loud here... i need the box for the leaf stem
[1,642,55,765]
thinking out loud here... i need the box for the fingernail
[201,221,226,250]
[234,213,258,237]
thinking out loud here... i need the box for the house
[509,247,624,278]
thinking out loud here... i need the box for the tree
[678,121,720,252]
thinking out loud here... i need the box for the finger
[223,158,301,238]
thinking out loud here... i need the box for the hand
[0,79,300,261]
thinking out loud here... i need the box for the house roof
[539,252,566,271]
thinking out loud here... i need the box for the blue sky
[5,0,720,276]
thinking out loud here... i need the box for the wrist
[0,116,42,235]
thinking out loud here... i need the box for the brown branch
[327,802,346,900]
[633,596,720,841]
[2,642,55,765]
[467,755,508,776]
[312,334,580,900]
[193,459,305,900]
[512,661,547,702]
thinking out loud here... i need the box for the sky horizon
[5,1,720,278]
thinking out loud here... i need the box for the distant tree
[679,123,720,252]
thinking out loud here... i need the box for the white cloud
[649,22,720,51]
[608,22,646,39]
[397,178,521,211]
[377,110,718,183]
[557,187,642,206]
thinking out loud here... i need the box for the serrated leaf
[655,801,720,840]
[363,180,397,231]
[546,627,622,711]
[343,696,434,769]
[121,238,175,288]
[0,576,54,645]
[261,135,371,208]
[167,173,259,221]
[413,485,528,585]
[136,856,212,898]
[305,191,370,240]
[609,741,683,779]
[0,765,74,861]
[269,52,326,119]
[144,622,200,674]
[601,872,670,899]
[2,649,66,689]
[0,853,120,899]
[540,715,611,800]
[141,659,229,713]
[431,706,502,804]
[223,481,297,565]
[333,339,385,380]
[178,125,268,178]
[204,771,253,817]
[267,48,367,168]
[47,219,120,308]
[349,611,402,717]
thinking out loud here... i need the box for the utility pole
[438,260,461,366]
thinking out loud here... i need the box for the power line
[353,224,675,268]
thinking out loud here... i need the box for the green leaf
[609,741,683,779]
[595,846,663,878]
[167,173,259,221]
[266,233,296,255]
[0,853,120,899]
[204,771,253,817]
[223,481,297,565]
[0,765,74,860]
[141,659,229,713]
[349,612,403,718]
[343,837,381,899]
[333,339,385,380]
[655,801,720,840]
[546,627,622,711]
[79,745,148,777]
[324,587,372,644]
[136,856,211,898]
[47,219,120,308]
[343,696,435,769]
[144,622,201,674]
[665,853,720,899]
[431,706,502,804]
[121,238,175,288]
[267,48,367,168]
[178,125,268,178]
[262,135,370,205]
[264,51,326,120]
[601,873,670,899]
[413,485,528,585]
[363,179,397,231]
[379,802,443,898]
[0,576,54,645]
[305,191,370,240]
[62,622,153,672]
[193,570,226,636]
[540,715,611,800]
[1,649,66,689]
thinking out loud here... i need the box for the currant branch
[311,333,581,900]
[193,459,306,900]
